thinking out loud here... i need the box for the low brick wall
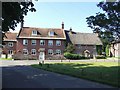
[13,54,37,60]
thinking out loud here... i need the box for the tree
[106,44,110,57]
[2,2,36,32]
[64,43,75,53]
[86,1,120,40]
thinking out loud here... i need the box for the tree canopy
[2,2,36,32]
[64,43,75,53]
[86,1,120,41]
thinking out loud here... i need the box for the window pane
[8,50,13,54]
[32,30,37,35]
[31,49,36,55]
[48,49,53,55]
[23,49,28,55]
[31,40,36,45]
[23,39,28,45]
[56,49,61,55]
[8,42,13,47]
[48,31,54,36]
[56,40,61,46]
[40,40,45,45]
[48,40,53,46]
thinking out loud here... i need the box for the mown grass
[31,62,119,87]
[0,58,12,60]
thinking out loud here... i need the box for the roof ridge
[23,27,62,30]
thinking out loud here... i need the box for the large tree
[86,1,120,41]
[2,2,36,32]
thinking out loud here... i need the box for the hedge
[95,55,106,59]
[64,52,90,60]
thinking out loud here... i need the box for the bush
[96,55,106,59]
[64,52,90,60]
[64,52,73,59]
[106,44,110,57]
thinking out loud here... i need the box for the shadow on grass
[32,63,119,87]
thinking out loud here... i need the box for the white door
[39,52,45,60]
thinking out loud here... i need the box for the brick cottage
[2,22,103,60]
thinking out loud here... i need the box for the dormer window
[32,30,37,35]
[48,31,54,36]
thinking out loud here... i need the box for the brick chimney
[94,28,100,37]
[69,27,73,35]
[62,22,64,29]
[70,27,72,31]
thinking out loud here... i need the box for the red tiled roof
[4,32,18,41]
[18,27,66,39]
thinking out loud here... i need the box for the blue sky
[11,2,103,33]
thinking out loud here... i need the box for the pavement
[0,60,117,88]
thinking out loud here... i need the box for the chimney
[21,20,24,29]
[69,27,73,35]
[62,22,64,29]
[94,28,100,37]
[70,27,72,31]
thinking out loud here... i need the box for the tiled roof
[65,31,103,45]
[17,27,66,39]
[4,32,18,41]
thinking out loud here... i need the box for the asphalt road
[1,60,116,88]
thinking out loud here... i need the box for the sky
[11,1,104,33]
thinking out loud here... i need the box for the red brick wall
[2,41,17,54]
[16,38,65,59]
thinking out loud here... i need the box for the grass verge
[0,58,12,60]
[31,62,119,87]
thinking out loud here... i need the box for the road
[1,60,116,88]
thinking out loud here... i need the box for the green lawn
[0,58,12,60]
[31,62,119,87]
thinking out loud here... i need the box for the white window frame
[48,31,54,36]
[48,49,53,55]
[40,40,45,45]
[23,49,28,55]
[78,44,81,49]
[56,49,61,55]
[8,42,13,47]
[23,39,28,45]
[31,40,36,45]
[56,40,61,46]
[48,40,53,46]
[32,30,37,35]
[31,49,36,55]
[8,50,13,55]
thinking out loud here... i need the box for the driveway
[1,60,116,88]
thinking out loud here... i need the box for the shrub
[96,55,106,59]
[64,52,73,59]
[64,43,75,53]
[106,44,110,57]
[64,52,90,60]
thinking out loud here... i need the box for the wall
[109,42,120,57]
[2,41,17,55]
[15,38,65,60]
[74,44,97,57]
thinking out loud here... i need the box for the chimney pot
[62,22,64,29]
[70,27,72,31]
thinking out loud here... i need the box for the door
[39,52,45,60]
